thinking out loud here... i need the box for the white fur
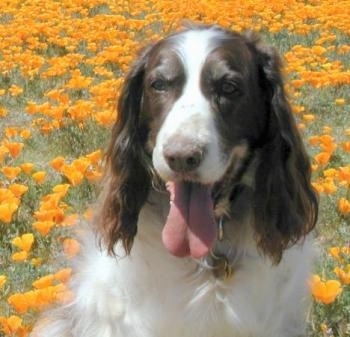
[152,29,229,184]
[31,191,313,337]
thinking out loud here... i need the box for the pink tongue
[162,182,216,258]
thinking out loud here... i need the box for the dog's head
[98,25,318,263]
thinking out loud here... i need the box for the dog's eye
[151,79,168,91]
[220,81,238,95]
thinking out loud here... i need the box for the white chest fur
[67,203,313,337]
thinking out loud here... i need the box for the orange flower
[33,220,55,236]
[319,135,336,153]
[34,208,64,223]
[8,84,23,96]
[292,105,305,114]
[63,238,80,258]
[0,275,7,289]
[0,315,23,335]
[50,156,65,171]
[85,150,102,164]
[54,268,72,283]
[303,114,315,122]
[11,251,29,262]
[4,127,18,138]
[0,202,19,223]
[11,233,34,252]
[1,166,21,180]
[5,142,24,158]
[45,89,63,101]
[85,168,102,182]
[338,166,350,185]
[0,145,9,162]
[67,100,94,121]
[61,214,79,227]
[66,69,93,89]
[0,107,7,117]
[309,275,342,304]
[323,168,338,179]
[20,162,34,174]
[32,171,47,184]
[32,274,54,289]
[52,183,70,196]
[8,184,28,197]
[31,257,43,267]
[95,109,116,125]
[314,152,331,166]
[61,165,84,186]
[309,136,320,146]
[328,246,350,262]
[20,128,31,139]
[335,98,345,105]
[7,293,30,313]
[341,141,350,153]
[334,265,350,285]
[323,126,332,134]
[338,198,350,215]
[322,178,337,195]
[40,193,62,209]
[84,208,94,220]
[73,157,91,173]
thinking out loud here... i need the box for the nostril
[167,156,176,165]
[163,145,204,173]
[185,154,201,169]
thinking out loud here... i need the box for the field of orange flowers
[0,0,349,336]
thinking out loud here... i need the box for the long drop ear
[97,46,153,256]
[249,37,318,263]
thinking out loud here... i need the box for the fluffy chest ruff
[35,205,314,337]
[30,25,318,337]
[32,193,315,337]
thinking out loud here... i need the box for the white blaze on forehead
[163,29,219,141]
[174,29,219,91]
[152,28,230,184]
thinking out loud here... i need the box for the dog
[31,24,318,337]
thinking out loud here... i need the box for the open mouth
[162,181,216,259]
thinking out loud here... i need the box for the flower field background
[0,0,349,336]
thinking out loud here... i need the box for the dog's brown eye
[151,79,168,91]
[220,81,238,95]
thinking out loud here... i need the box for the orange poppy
[309,275,342,304]
[5,142,24,158]
[32,274,54,289]
[32,171,47,184]
[63,238,80,258]
[20,162,34,174]
[0,275,7,289]
[338,198,350,215]
[32,220,55,236]
[0,202,19,223]
[1,166,21,180]
[11,233,34,252]
[8,184,28,197]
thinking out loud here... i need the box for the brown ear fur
[248,35,318,263]
[97,46,153,256]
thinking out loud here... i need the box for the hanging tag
[211,251,234,279]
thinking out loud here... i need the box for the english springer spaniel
[31,25,318,337]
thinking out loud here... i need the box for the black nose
[163,142,205,173]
